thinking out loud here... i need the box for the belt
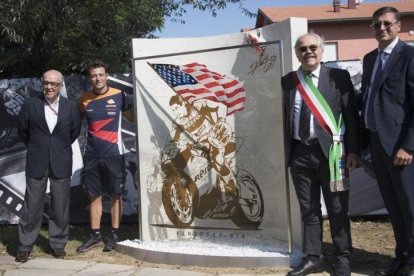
[293,138,318,146]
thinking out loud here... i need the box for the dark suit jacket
[18,94,81,178]
[361,40,414,157]
[282,65,360,165]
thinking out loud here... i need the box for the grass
[0,222,141,266]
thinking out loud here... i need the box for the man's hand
[393,148,413,166]
[346,153,360,171]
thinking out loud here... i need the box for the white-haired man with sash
[281,32,360,276]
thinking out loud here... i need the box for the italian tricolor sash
[293,68,349,192]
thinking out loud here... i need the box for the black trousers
[369,132,414,265]
[290,140,352,260]
[18,167,70,251]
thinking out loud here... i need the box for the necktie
[298,73,313,141]
[366,51,386,130]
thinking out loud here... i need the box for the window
[322,43,338,63]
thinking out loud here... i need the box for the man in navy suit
[15,70,81,262]
[282,32,360,276]
[361,6,414,276]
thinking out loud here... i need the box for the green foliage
[0,0,252,78]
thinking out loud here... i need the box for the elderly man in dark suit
[361,6,414,276]
[15,70,81,262]
[282,32,360,276]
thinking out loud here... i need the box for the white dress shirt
[45,96,60,133]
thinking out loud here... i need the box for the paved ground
[0,255,372,276]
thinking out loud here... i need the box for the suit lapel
[34,95,50,133]
[288,74,297,132]
[381,41,403,82]
[362,51,377,104]
[317,66,330,99]
[53,97,68,133]
[366,53,376,81]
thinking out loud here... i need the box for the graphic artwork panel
[0,75,138,224]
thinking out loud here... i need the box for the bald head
[43,70,63,83]
[42,69,63,103]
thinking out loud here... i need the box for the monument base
[117,237,298,268]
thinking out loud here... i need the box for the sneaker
[76,235,103,252]
[103,233,119,252]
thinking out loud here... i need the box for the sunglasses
[370,21,398,29]
[42,81,62,88]
[298,45,319,53]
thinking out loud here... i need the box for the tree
[0,0,253,78]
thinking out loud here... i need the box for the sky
[155,0,397,38]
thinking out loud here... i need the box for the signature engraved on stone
[248,53,277,76]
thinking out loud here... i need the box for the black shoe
[375,258,408,276]
[15,251,30,263]
[103,233,119,252]
[331,259,351,276]
[76,235,103,252]
[287,256,325,276]
[52,248,66,259]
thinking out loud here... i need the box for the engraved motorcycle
[160,122,264,229]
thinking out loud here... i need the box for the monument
[116,18,308,267]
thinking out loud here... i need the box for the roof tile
[259,1,414,22]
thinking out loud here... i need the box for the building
[255,0,414,62]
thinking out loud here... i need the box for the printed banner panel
[0,75,139,224]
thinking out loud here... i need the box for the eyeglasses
[42,81,62,88]
[370,21,398,29]
[298,45,319,53]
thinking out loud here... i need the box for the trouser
[369,131,414,265]
[18,167,70,251]
[290,140,352,260]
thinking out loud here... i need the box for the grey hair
[294,31,325,51]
